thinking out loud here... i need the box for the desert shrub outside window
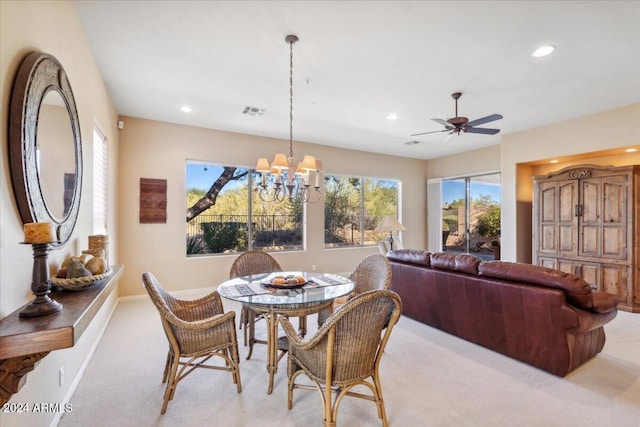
[441,172,500,260]
[324,174,400,248]
[186,161,303,256]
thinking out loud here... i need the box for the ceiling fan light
[532,45,555,57]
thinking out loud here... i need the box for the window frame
[92,126,108,235]
[185,160,305,257]
[323,173,401,249]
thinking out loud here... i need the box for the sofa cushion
[478,261,593,309]
[386,249,431,267]
[430,252,481,275]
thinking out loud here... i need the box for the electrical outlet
[59,367,64,387]
[312,264,316,271]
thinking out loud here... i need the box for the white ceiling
[73,1,640,160]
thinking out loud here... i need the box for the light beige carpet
[58,290,640,427]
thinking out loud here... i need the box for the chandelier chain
[289,38,294,158]
[254,34,321,204]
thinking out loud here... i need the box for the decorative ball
[61,256,77,268]
[66,259,92,278]
[86,257,107,275]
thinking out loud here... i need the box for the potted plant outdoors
[490,239,501,260]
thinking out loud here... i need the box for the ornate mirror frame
[9,52,83,247]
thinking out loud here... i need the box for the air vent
[242,106,266,116]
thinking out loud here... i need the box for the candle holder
[19,242,63,318]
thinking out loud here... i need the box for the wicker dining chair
[317,253,392,326]
[281,289,402,427]
[142,272,242,414]
[229,250,283,359]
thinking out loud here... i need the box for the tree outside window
[324,175,400,248]
[441,173,500,259]
[185,162,303,256]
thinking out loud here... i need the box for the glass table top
[218,271,354,307]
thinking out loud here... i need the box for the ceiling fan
[409,92,503,141]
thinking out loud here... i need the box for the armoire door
[538,180,579,256]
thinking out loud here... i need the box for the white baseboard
[50,294,120,427]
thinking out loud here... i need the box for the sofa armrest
[590,292,621,313]
[570,304,618,334]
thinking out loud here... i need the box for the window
[324,174,400,248]
[185,161,303,256]
[441,172,500,259]
[93,127,107,234]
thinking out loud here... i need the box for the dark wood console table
[0,264,123,403]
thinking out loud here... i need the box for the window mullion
[360,178,365,245]
[248,171,253,250]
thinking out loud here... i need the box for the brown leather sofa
[387,249,621,376]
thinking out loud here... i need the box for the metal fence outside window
[187,214,302,251]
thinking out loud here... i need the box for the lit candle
[24,222,56,244]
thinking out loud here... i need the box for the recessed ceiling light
[386,113,398,121]
[532,45,555,58]
[179,105,193,113]
[550,159,559,164]
[625,148,638,153]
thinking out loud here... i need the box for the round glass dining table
[218,271,354,394]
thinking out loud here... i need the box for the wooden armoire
[533,164,640,312]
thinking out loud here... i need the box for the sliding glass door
[442,173,501,260]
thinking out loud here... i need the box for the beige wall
[116,116,428,296]
[502,104,640,262]
[2,2,638,423]
[1,1,119,424]
[426,144,501,179]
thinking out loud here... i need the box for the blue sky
[188,162,496,203]
[442,179,501,204]
[186,163,249,192]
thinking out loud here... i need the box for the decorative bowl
[52,268,112,291]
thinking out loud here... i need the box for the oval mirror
[9,52,83,247]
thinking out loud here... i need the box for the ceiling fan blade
[465,127,501,135]
[432,118,455,129]
[410,129,448,137]
[466,114,503,127]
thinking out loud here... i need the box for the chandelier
[255,35,323,203]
